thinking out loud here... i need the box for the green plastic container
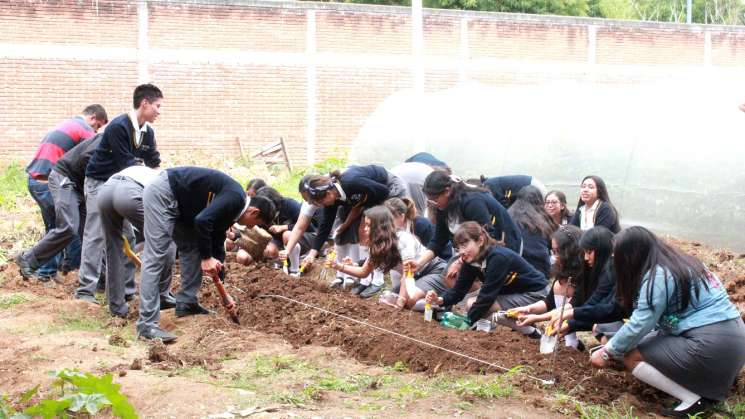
[439,312,470,331]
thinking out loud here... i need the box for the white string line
[259,294,553,385]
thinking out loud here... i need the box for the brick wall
[1,0,744,165]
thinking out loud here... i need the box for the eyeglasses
[544,200,560,205]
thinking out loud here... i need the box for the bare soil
[1,235,744,418]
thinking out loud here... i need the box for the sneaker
[351,283,368,295]
[359,284,382,299]
[329,277,344,289]
[14,252,35,280]
[137,326,176,343]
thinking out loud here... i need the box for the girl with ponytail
[410,170,522,287]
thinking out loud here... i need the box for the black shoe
[160,296,177,310]
[39,273,64,284]
[175,302,212,317]
[359,284,382,299]
[660,399,711,418]
[125,294,135,302]
[59,263,73,276]
[14,252,35,280]
[351,283,368,295]
[576,340,586,352]
[138,326,176,343]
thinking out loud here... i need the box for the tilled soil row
[194,263,672,407]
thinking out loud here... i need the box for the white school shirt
[397,230,424,261]
[117,165,161,187]
[128,111,150,148]
[578,200,601,231]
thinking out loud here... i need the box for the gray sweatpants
[136,172,206,333]
[99,175,175,316]
[77,177,136,299]
[26,170,84,268]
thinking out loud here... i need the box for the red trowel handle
[210,270,240,324]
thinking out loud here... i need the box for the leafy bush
[0,369,137,419]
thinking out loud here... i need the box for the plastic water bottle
[424,303,433,322]
[439,312,470,330]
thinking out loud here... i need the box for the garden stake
[547,293,569,385]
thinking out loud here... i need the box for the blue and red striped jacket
[26,116,95,179]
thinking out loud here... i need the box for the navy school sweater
[569,201,621,234]
[85,113,160,181]
[312,165,392,250]
[567,262,627,332]
[441,246,548,324]
[427,191,522,256]
[518,228,551,278]
[166,167,246,261]
[482,175,532,208]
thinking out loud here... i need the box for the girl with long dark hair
[569,175,620,233]
[512,225,584,349]
[547,226,623,343]
[507,185,556,277]
[332,205,446,308]
[590,226,745,417]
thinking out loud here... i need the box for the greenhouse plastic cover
[350,74,745,251]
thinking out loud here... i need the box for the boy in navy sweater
[136,167,276,342]
[76,84,163,303]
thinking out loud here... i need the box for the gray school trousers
[76,177,136,298]
[98,175,176,317]
[136,172,208,333]
[26,170,84,268]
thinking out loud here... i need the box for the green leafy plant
[1,369,137,419]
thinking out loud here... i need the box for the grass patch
[0,162,27,211]
[0,293,32,309]
[451,377,513,399]
[715,397,745,418]
[41,312,108,334]
[574,401,637,419]
[249,354,313,378]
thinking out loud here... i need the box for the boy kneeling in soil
[136,167,275,342]
[424,222,549,337]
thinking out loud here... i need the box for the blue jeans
[27,176,81,276]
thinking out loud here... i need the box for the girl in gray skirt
[590,226,745,418]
